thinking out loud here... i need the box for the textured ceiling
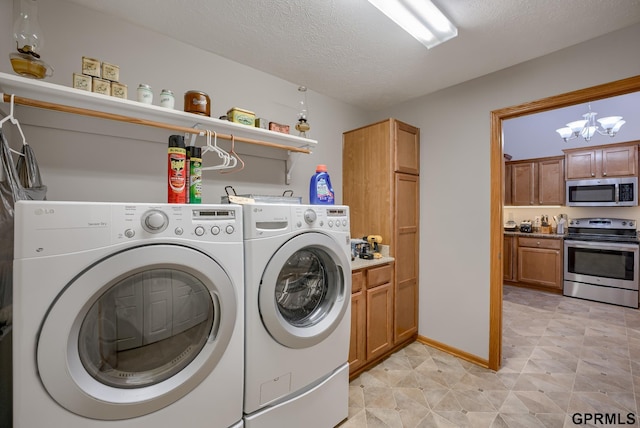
[65,0,640,111]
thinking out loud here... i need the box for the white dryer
[12,201,244,428]
[242,204,351,428]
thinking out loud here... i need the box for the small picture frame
[82,56,101,78]
[72,73,92,91]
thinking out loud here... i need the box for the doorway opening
[488,75,640,370]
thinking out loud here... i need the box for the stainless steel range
[564,218,639,308]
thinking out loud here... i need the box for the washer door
[37,244,238,420]
[259,232,350,348]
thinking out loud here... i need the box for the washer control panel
[293,205,350,232]
[114,203,241,242]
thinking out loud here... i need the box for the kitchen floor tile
[339,285,640,427]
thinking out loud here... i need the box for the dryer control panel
[292,205,350,233]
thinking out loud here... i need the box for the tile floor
[339,285,640,427]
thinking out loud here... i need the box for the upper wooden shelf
[0,72,316,154]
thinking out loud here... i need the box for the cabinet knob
[603,172,607,176]
[591,172,595,177]
[536,241,541,246]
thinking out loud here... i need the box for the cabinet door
[366,283,393,361]
[394,174,418,344]
[504,163,512,206]
[517,247,562,290]
[348,289,366,372]
[538,157,564,205]
[511,162,536,205]
[343,121,393,240]
[503,235,516,282]
[394,120,420,175]
[601,145,637,177]
[566,150,597,179]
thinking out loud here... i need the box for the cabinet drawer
[366,264,393,288]
[352,271,364,293]
[518,237,561,250]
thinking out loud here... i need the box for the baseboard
[416,335,490,370]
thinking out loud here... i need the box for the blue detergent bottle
[309,164,335,204]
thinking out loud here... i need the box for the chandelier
[555,103,625,143]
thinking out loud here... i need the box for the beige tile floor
[339,285,640,427]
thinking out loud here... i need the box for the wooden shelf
[0,72,317,154]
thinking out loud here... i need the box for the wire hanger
[201,129,236,171]
[0,94,26,157]
[220,134,245,174]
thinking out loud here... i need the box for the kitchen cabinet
[564,143,638,179]
[503,235,516,282]
[348,263,394,378]
[343,118,419,352]
[504,160,513,205]
[516,236,563,291]
[507,156,564,206]
[348,271,366,371]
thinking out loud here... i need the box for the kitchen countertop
[350,242,395,270]
[504,230,566,239]
[351,255,395,271]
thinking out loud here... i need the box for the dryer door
[37,244,238,420]
[259,232,350,348]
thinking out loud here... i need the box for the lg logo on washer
[34,208,55,215]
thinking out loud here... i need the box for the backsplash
[504,206,640,226]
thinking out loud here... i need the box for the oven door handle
[564,239,640,251]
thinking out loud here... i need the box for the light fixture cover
[556,104,625,142]
[367,0,458,49]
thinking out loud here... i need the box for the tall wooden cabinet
[343,118,420,375]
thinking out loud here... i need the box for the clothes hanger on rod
[220,134,244,174]
[0,94,26,157]
[201,129,236,171]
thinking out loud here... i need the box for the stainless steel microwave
[566,177,637,207]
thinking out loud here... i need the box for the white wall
[0,0,369,203]
[377,23,640,360]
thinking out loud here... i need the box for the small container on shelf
[72,73,91,91]
[137,84,153,104]
[227,107,255,126]
[101,62,120,82]
[111,82,127,99]
[160,89,175,109]
[92,77,111,95]
[81,56,101,78]
[269,122,290,134]
[255,118,268,129]
[184,90,210,116]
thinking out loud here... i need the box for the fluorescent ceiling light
[367,0,458,49]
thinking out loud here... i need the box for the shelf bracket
[285,145,311,184]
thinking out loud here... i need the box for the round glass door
[37,244,237,420]
[78,268,214,389]
[259,232,350,348]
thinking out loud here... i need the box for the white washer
[242,204,351,428]
[13,201,244,428]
